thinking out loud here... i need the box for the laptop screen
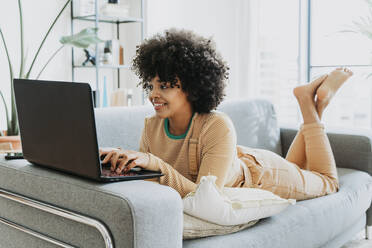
[13,79,101,180]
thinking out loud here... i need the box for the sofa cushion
[183,168,372,248]
[94,99,283,157]
[217,99,282,156]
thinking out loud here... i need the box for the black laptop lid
[14,79,101,180]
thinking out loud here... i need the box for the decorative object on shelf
[0,0,102,153]
[100,0,130,19]
[102,40,113,64]
[99,39,122,65]
[110,88,133,106]
[127,89,133,107]
[73,0,95,16]
[119,44,124,65]
[110,89,127,106]
[82,48,96,66]
[71,0,145,106]
[39,27,103,79]
[102,76,108,107]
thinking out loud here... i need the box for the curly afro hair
[132,28,229,113]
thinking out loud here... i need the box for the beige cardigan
[140,111,252,198]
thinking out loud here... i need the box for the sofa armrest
[280,126,372,175]
[0,157,183,248]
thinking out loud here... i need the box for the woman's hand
[99,147,150,173]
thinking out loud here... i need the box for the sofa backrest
[95,105,153,151]
[94,98,282,156]
[217,99,282,156]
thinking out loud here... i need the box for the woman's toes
[343,67,353,76]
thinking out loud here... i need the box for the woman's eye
[160,85,168,89]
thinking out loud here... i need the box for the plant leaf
[0,28,14,134]
[60,27,103,48]
[36,45,65,79]
[18,0,24,78]
[25,0,72,79]
[0,90,10,133]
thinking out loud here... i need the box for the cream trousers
[238,122,339,201]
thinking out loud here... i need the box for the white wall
[0,0,144,131]
[146,0,255,101]
[0,0,71,131]
[0,0,254,130]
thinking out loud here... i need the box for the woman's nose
[149,86,161,98]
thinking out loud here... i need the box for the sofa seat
[183,168,372,248]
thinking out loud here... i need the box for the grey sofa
[0,99,371,248]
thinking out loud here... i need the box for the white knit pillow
[183,175,296,226]
[183,212,258,239]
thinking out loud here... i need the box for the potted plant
[0,0,102,152]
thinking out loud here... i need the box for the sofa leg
[366,225,371,240]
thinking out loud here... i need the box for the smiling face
[147,76,193,119]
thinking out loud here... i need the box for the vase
[0,132,22,153]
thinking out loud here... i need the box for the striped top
[141,111,251,198]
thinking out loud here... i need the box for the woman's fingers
[123,160,137,173]
[99,149,108,159]
[111,152,121,171]
[100,148,120,159]
[116,155,137,173]
[102,151,113,164]
[116,159,128,173]
[99,150,146,173]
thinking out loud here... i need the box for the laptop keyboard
[100,158,143,177]
[101,167,139,177]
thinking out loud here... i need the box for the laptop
[13,79,163,182]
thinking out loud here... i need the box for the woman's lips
[154,103,166,110]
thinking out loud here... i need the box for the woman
[100,29,352,200]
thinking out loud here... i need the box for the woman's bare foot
[293,74,328,124]
[316,68,353,119]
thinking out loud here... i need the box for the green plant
[0,0,102,136]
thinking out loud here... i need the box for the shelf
[74,65,131,69]
[73,15,143,24]
[71,0,145,107]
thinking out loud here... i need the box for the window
[254,0,300,125]
[254,0,372,129]
[310,0,372,129]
